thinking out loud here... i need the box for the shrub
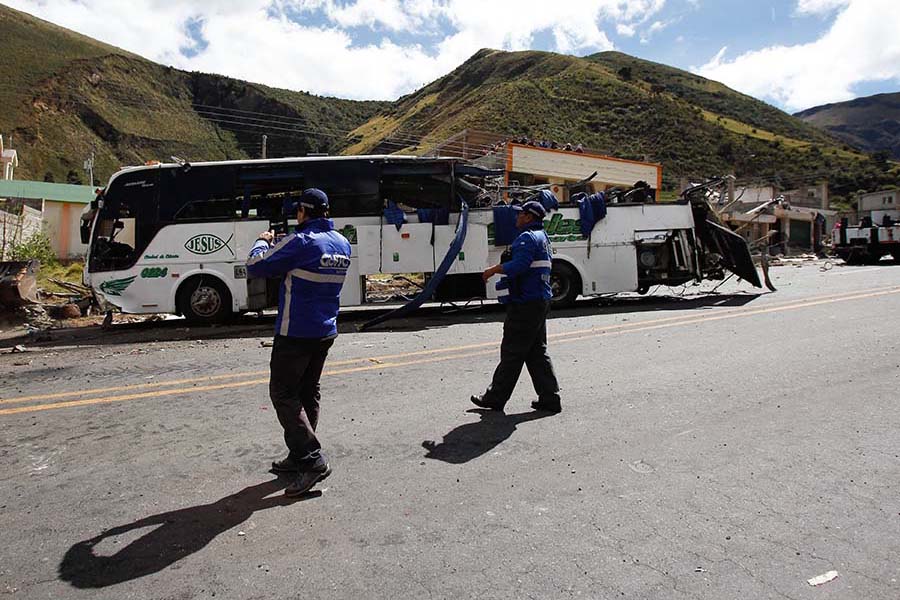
[9,231,57,267]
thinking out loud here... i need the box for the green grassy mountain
[0,4,386,184]
[796,92,900,160]
[347,49,898,200]
[2,3,896,202]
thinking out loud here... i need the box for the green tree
[9,231,57,266]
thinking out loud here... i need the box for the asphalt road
[1,261,899,599]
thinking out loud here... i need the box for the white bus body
[82,156,757,322]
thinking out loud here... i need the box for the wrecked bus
[80,155,761,323]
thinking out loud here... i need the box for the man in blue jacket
[472,200,562,413]
[247,188,352,496]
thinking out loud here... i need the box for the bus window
[304,160,380,217]
[89,170,160,272]
[174,196,237,220]
[380,174,452,210]
[158,165,240,223]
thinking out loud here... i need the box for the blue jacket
[247,218,351,339]
[499,222,553,303]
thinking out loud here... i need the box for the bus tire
[550,261,580,308]
[177,276,233,324]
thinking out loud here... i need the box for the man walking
[247,188,351,496]
[472,200,562,413]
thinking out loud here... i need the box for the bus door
[235,165,306,310]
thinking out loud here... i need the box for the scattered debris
[0,260,39,307]
[9,344,26,353]
[628,459,655,474]
[807,571,839,587]
[260,340,274,347]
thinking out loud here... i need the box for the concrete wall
[0,204,42,259]
[859,189,898,213]
[738,186,777,204]
[42,200,89,258]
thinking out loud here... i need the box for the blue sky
[4,0,899,112]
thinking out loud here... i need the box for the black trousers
[483,300,560,407]
[269,335,335,471]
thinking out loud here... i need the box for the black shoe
[531,400,562,413]
[470,394,504,412]
[285,464,332,497]
[271,456,301,474]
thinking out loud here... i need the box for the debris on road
[0,259,39,307]
[260,340,274,347]
[807,570,839,586]
[629,459,655,474]
[9,344,26,353]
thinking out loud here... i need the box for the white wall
[0,204,42,259]
[859,190,898,213]
[42,201,89,258]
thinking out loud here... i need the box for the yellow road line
[2,285,898,416]
[4,285,894,406]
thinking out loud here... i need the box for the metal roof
[0,179,96,204]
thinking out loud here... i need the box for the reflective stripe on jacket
[247,218,351,339]
[500,222,553,303]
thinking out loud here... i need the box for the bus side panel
[380,224,435,273]
[434,223,489,274]
[582,245,639,294]
[357,226,382,275]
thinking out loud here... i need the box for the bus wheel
[550,262,580,308]
[178,276,232,324]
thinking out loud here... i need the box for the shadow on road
[9,292,761,349]
[422,408,556,464]
[58,478,318,589]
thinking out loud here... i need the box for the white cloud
[616,23,636,37]
[795,0,850,16]
[2,0,668,100]
[639,18,674,44]
[695,0,900,111]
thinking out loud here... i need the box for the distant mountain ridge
[347,48,897,198]
[796,92,900,160]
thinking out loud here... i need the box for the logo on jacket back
[320,253,351,269]
[185,233,234,256]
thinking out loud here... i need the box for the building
[720,182,836,253]
[782,181,829,210]
[0,136,18,181]
[503,143,661,203]
[0,180,95,259]
[858,188,899,224]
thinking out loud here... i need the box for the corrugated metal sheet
[0,180,95,204]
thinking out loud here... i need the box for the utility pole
[261,134,268,159]
[83,145,95,187]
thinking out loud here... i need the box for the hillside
[2,4,897,201]
[0,4,386,184]
[796,92,900,160]
[347,49,898,199]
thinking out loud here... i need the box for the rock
[61,303,82,319]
